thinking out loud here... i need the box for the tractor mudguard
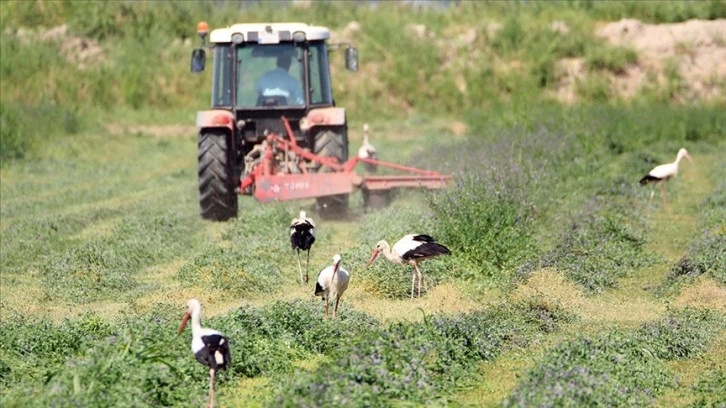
[300,107,346,133]
[196,110,235,132]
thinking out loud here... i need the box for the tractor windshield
[209,42,331,109]
[210,41,333,109]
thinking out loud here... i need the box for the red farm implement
[240,117,452,207]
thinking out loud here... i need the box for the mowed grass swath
[1,1,725,407]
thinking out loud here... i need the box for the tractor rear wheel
[314,128,349,218]
[198,131,238,221]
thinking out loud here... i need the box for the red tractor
[191,22,450,221]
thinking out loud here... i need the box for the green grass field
[1,1,725,407]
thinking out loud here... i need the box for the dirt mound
[555,18,726,103]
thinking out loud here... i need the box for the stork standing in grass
[290,210,316,284]
[357,123,378,173]
[177,299,231,408]
[315,254,350,318]
[639,147,692,205]
[366,234,451,299]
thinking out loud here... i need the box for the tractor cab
[191,22,357,138]
[191,22,359,221]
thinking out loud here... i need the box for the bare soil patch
[555,19,726,103]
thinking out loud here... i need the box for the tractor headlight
[231,32,244,44]
[292,31,306,43]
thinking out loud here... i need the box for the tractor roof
[209,22,331,44]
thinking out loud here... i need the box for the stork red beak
[365,249,380,267]
[177,312,191,335]
[685,154,693,164]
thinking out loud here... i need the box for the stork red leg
[415,264,423,298]
[334,295,340,319]
[410,267,417,299]
[305,249,310,283]
[296,252,304,286]
[661,182,668,205]
[209,368,216,408]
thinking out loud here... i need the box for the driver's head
[277,53,292,71]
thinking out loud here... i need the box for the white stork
[357,123,378,173]
[315,254,350,318]
[366,234,451,299]
[177,299,231,408]
[290,210,316,284]
[639,147,692,205]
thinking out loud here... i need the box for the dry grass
[511,269,665,329]
[656,332,726,407]
[674,277,726,313]
[345,281,485,323]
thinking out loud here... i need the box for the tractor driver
[256,51,304,106]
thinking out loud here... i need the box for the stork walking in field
[177,299,231,408]
[366,234,451,299]
[639,148,692,205]
[290,210,316,284]
[315,254,350,319]
[357,123,378,173]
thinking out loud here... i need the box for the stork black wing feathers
[290,222,315,251]
[195,334,232,370]
[411,234,436,243]
[402,242,451,260]
[639,174,661,185]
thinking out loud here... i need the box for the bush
[429,172,535,277]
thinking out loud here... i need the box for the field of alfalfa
[1,1,725,407]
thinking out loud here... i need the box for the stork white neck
[184,299,203,336]
[377,240,401,263]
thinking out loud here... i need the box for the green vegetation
[272,300,574,406]
[1,1,725,407]
[504,308,724,407]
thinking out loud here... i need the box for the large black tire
[198,131,238,221]
[314,128,349,218]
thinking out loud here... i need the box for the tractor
[191,22,450,221]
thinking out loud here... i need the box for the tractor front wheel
[198,131,238,221]
[314,128,349,218]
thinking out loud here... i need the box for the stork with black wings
[290,210,316,284]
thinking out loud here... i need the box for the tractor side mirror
[191,48,206,73]
[345,47,358,72]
